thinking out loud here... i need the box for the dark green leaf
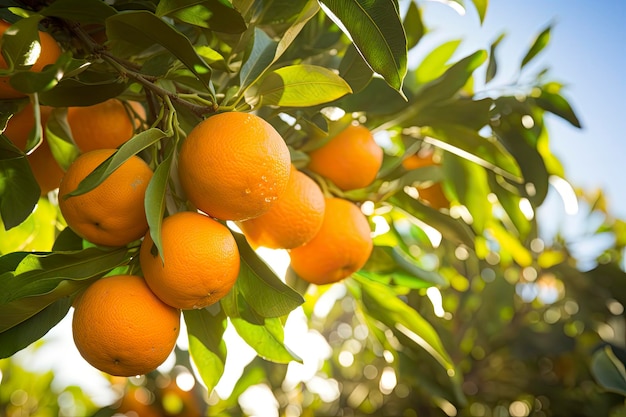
[534,87,582,128]
[156,0,247,33]
[485,32,504,83]
[52,227,84,252]
[239,28,277,91]
[145,143,175,263]
[184,307,227,393]
[106,11,213,92]
[40,0,116,24]
[233,231,304,318]
[403,1,424,51]
[0,136,40,230]
[39,74,128,107]
[339,44,373,94]
[0,297,71,359]
[63,128,165,198]
[8,52,72,94]
[258,64,352,107]
[521,24,551,68]
[591,346,626,396]
[364,246,446,287]
[320,0,408,95]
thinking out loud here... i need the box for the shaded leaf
[485,32,504,83]
[0,297,71,359]
[533,86,582,128]
[320,0,408,95]
[403,1,424,51]
[0,136,40,229]
[40,0,116,24]
[591,345,626,396]
[258,64,352,107]
[0,15,43,70]
[338,44,373,94]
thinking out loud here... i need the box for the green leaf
[63,128,165,198]
[470,0,488,24]
[320,0,408,95]
[0,297,71,359]
[415,40,461,85]
[339,44,373,94]
[364,246,446,287]
[184,307,227,393]
[230,315,300,363]
[145,143,175,264]
[258,64,352,107]
[156,0,247,34]
[106,11,213,92]
[521,24,551,68]
[0,247,131,332]
[8,52,72,94]
[39,74,128,107]
[0,136,40,230]
[403,1,424,51]
[232,232,304,318]
[533,86,582,128]
[444,154,491,233]
[45,108,79,171]
[40,0,117,24]
[0,15,43,71]
[353,273,455,372]
[487,223,532,267]
[591,346,626,396]
[485,32,505,83]
[0,197,57,254]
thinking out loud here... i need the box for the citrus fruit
[67,99,146,152]
[58,149,153,247]
[140,211,240,310]
[238,165,326,249]
[72,274,180,377]
[177,112,291,221]
[307,123,383,191]
[402,150,450,210]
[0,20,62,99]
[3,103,64,194]
[289,197,373,285]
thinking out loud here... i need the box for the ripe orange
[238,165,326,249]
[307,123,383,191]
[177,112,291,221]
[3,103,64,194]
[402,150,450,210]
[289,197,373,285]
[58,149,153,247]
[140,211,240,310]
[72,274,180,377]
[67,99,146,152]
[0,20,62,99]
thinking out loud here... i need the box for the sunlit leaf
[0,15,44,71]
[487,223,532,267]
[353,274,455,372]
[415,40,461,85]
[320,0,408,95]
[0,197,57,254]
[258,64,352,107]
[156,0,246,33]
[145,144,175,264]
[184,307,227,393]
[45,108,79,171]
[233,232,303,318]
[521,24,551,68]
[470,0,488,24]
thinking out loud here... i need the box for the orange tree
[2,0,626,416]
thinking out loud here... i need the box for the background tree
[1,0,625,416]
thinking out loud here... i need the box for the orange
[58,149,153,246]
[72,274,180,377]
[238,165,326,249]
[177,112,291,221]
[114,386,161,417]
[402,150,450,210]
[140,211,240,310]
[67,99,146,152]
[3,103,64,194]
[307,123,383,191]
[0,20,62,98]
[289,197,373,285]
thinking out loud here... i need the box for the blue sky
[415,0,626,219]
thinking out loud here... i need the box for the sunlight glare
[379,367,397,395]
[549,175,579,215]
[239,384,279,417]
[426,287,446,318]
